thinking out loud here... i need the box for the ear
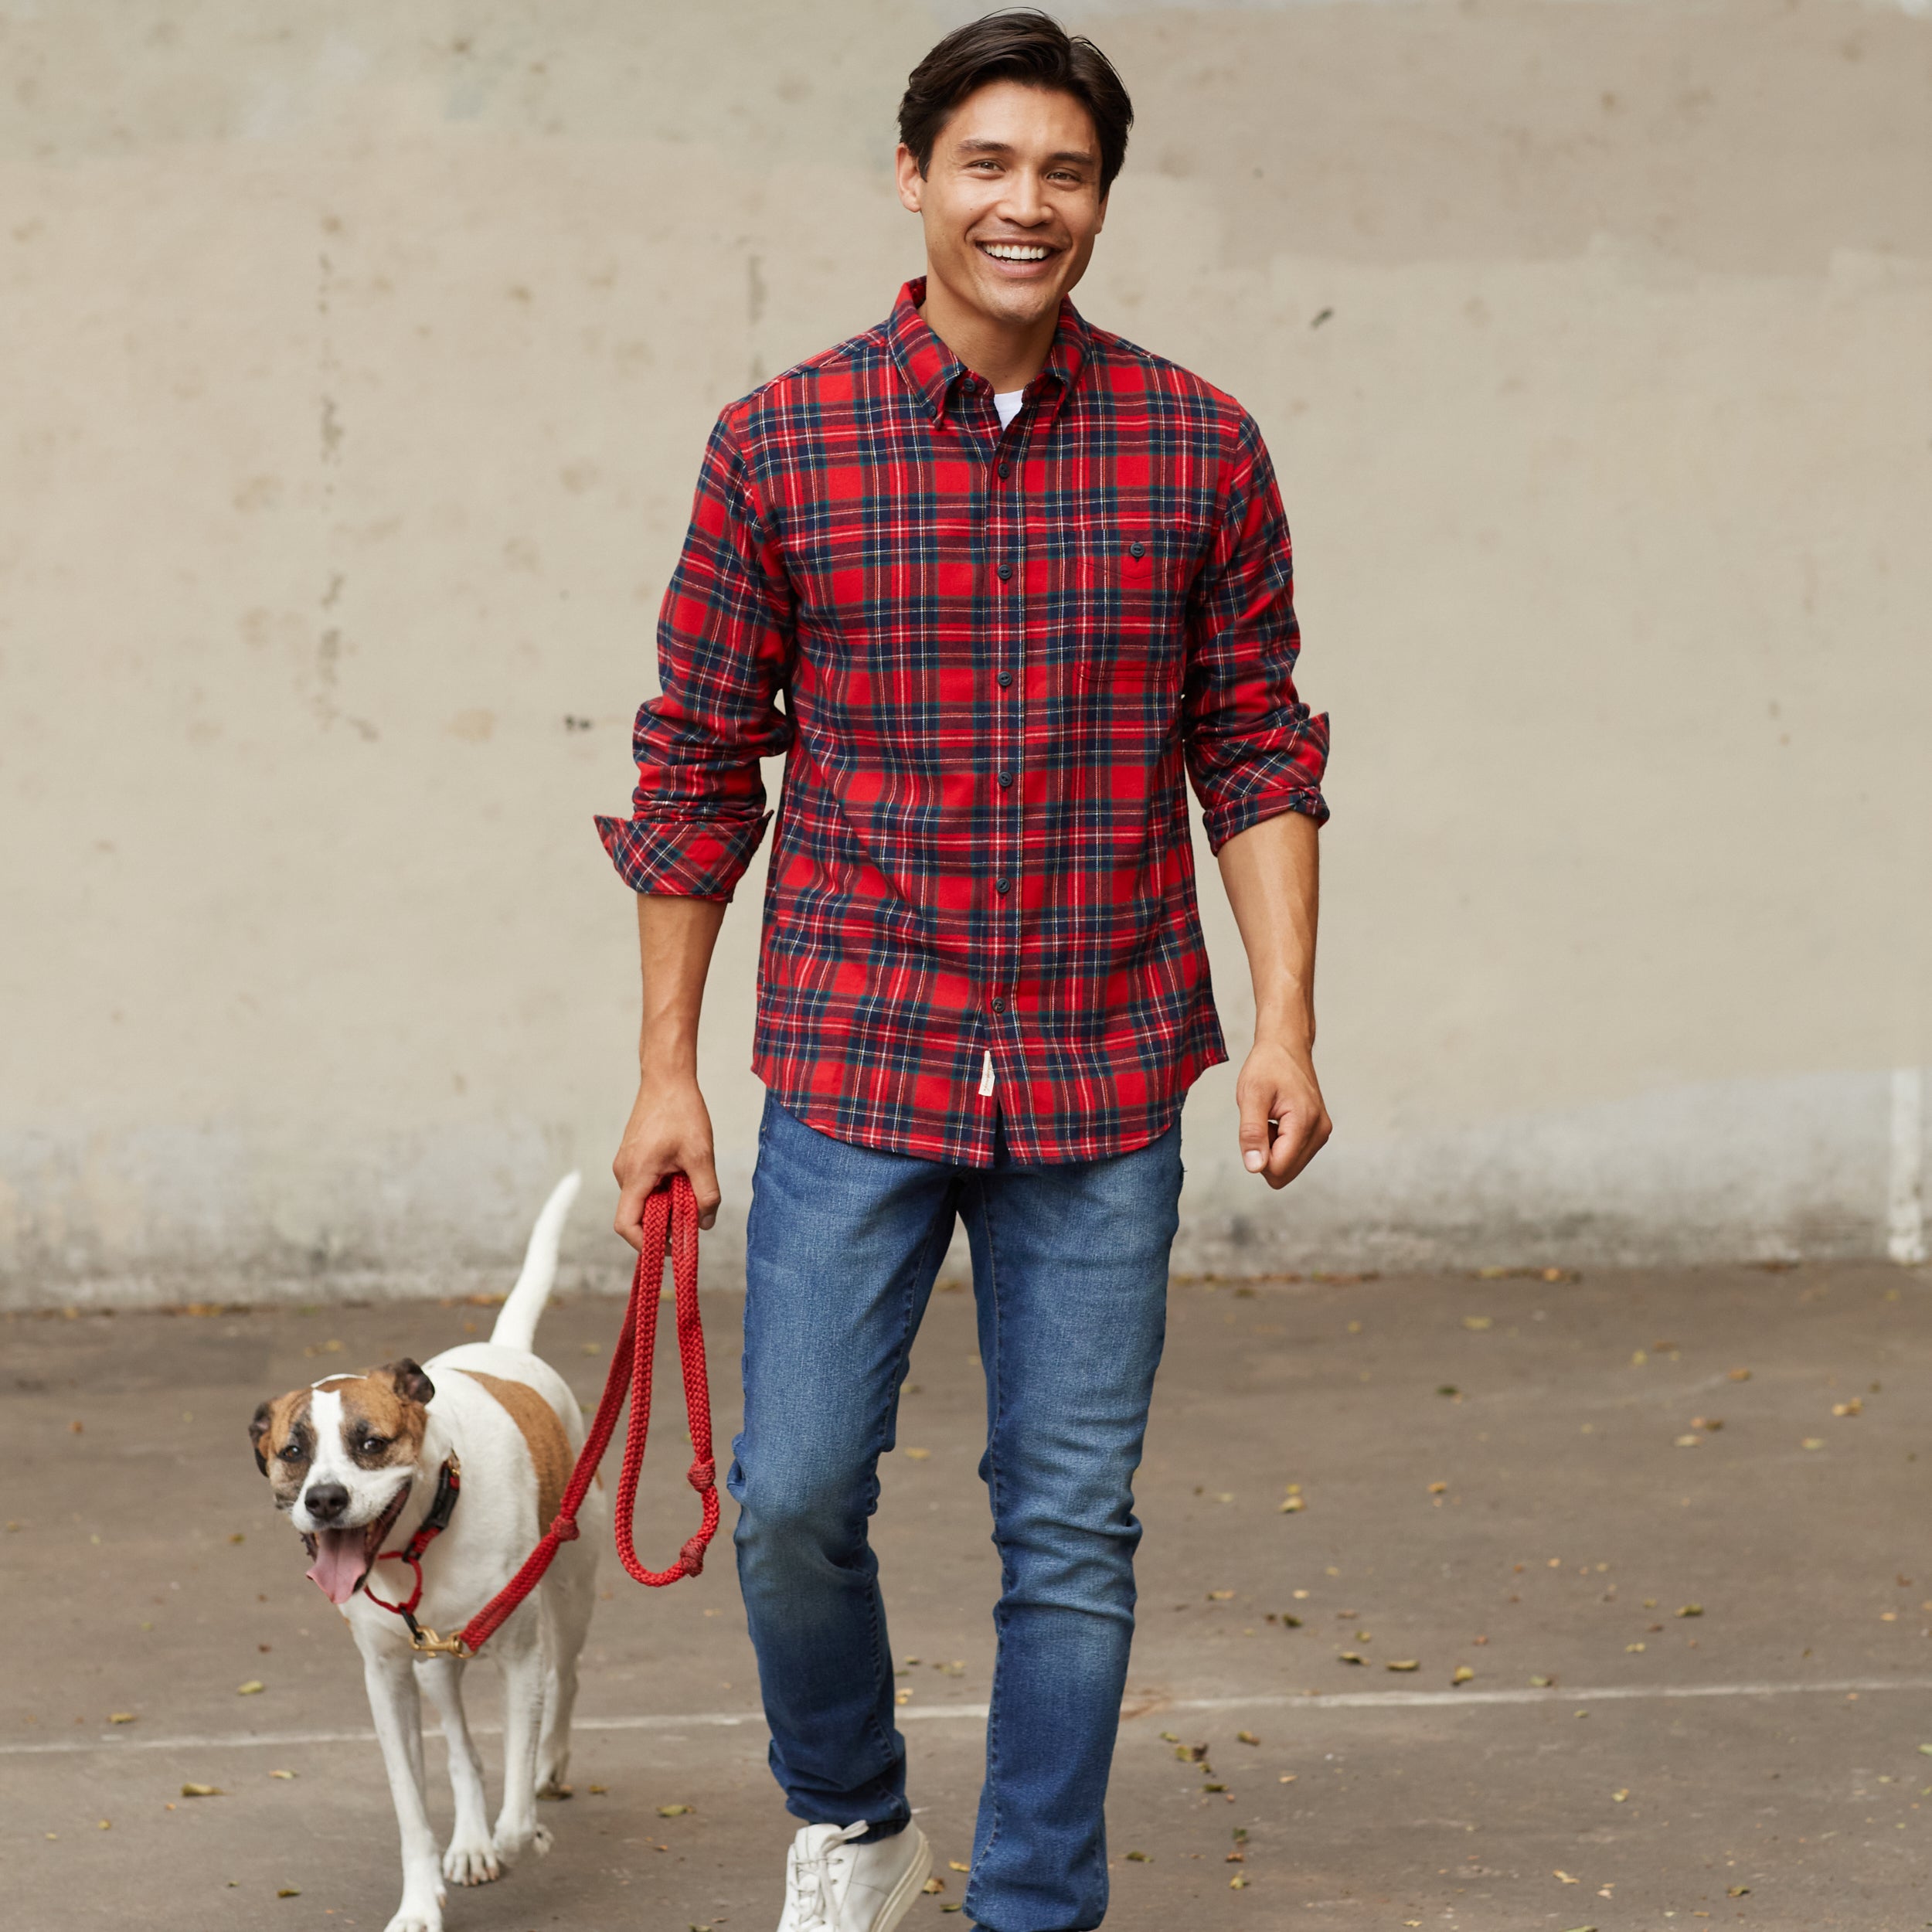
[249,1400,274,1477]
[376,1359,436,1407]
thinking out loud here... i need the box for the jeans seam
[972,1183,1009,1877]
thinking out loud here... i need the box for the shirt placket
[981,379,1037,1113]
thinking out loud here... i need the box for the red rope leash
[419,1174,716,1658]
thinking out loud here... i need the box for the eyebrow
[953,137,1097,167]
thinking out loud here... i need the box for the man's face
[896,79,1107,335]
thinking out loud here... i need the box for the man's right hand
[612,1073,723,1246]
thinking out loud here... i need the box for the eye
[277,1444,304,1463]
[358,1436,390,1457]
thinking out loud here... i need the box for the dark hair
[898,10,1134,196]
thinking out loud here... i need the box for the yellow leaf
[1673,1434,1702,1448]
[904,1448,932,1461]
[1427,1481,1448,1494]
[1553,1868,1578,1883]
[1627,1642,1646,1652]
[1832,1399,1862,1417]
[1462,1315,1493,1331]
[1124,1850,1151,1862]
[277,1887,301,1898]
[1236,1730,1260,1744]
[1278,1496,1304,1512]
[1451,1665,1475,1684]
[1727,1367,1751,1381]
[1676,1604,1704,1617]
[656,1803,693,1818]
[107,1713,136,1725]
[949,1861,971,1872]
[1229,1872,1249,1889]
[588,1784,608,1794]
[180,1784,223,1798]
[1338,1651,1365,1665]
[236,1680,265,1696]
[1386,1659,1420,1672]
[1727,1885,1750,1896]
[1206,1589,1235,1600]
[1801,1437,1826,1450]
[269,1770,296,1781]
[1612,1787,1629,1802]
[923,1877,945,1894]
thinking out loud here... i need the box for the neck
[919,272,1060,394]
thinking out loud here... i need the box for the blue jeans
[729,1095,1182,1932]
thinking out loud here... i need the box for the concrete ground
[4,1259,1930,1932]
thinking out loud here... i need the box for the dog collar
[360,1454,462,1639]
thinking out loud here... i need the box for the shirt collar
[885,276,1092,428]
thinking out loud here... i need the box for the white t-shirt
[994,390,1025,430]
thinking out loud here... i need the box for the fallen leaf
[1554,1868,1579,1883]
[1203,1781,1227,1792]
[588,1784,608,1794]
[1206,1590,1236,1600]
[1690,1416,1723,1432]
[228,1532,246,1544]
[107,1713,136,1725]
[1530,1675,1555,1687]
[277,1887,301,1899]
[269,1770,296,1781]
[1627,1642,1646,1652]
[236,1681,265,1696]
[1673,1434,1702,1448]
[1278,1612,1303,1627]
[1728,1367,1751,1381]
[922,1877,945,1893]
[1236,1730,1260,1745]
[1462,1316,1492,1331]
[1278,1495,1304,1513]
[1428,1481,1448,1495]
[1918,1743,1932,1756]
[896,1689,913,1704]
[1229,1872,1248,1889]
[1677,1604,1704,1617]
[904,1448,932,1461]
[1338,1651,1365,1665]
[1124,1850,1151,1862]
[940,1905,963,1914]
[97,1818,110,1830]
[1451,1665,1475,1685]
[1631,1350,1647,1366]
[949,1861,971,1872]
[1612,1787,1629,1801]
[656,1803,693,1818]
[180,1784,223,1798]
[1832,1399,1862,1417]
[1386,1659,1420,1672]
[1727,1885,1750,1896]
[1436,1385,1460,1397]
[1801,1437,1826,1450]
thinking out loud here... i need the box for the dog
[248,1173,605,1932]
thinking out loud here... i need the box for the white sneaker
[774,1819,932,1932]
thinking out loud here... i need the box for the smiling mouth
[301,1481,412,1606]
[977,240,1057,265]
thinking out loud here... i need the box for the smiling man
[597,13,1330,1931]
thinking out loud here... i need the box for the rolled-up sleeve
[595,410,796,898]
[1182,417,1329,852]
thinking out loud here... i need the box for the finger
[1237,1082,1274,1174]
[1268,1109,1332,1189]
[686,1148,723,1232]
[611,1164,662,1253]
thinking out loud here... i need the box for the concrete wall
[4,0,1929,1308]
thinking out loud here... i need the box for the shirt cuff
[594,811,773,900]
[1202,784,1329,855]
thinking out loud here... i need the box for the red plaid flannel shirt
[597,280,1328,1165]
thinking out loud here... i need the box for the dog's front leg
[490,1628,553,1868]
[362,1645,447,1932]
[419,1655,499,1887]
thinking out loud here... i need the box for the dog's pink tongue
[305,1529,369,1605]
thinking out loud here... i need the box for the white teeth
[982,243,1050,261]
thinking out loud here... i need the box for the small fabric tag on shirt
[979,1049,995,1098]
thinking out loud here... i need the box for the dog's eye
[358,1436,389,1456]
[277,1444,304,1463]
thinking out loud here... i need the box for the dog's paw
[382,1903,444,1932]
[491,1821,554,1866]
[441,1836,502,1886]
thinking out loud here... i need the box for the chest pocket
[1075,529,1182,693]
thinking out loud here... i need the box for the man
[597,14,1329,1930]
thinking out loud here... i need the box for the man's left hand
[1236,1038,1332,1189]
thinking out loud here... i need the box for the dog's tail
[490,1172,582,1353]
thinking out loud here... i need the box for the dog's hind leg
[362,1644,447,1932]
[536,1548,597,1797]
[489,1620,554,1868]
[420,1656,500,1889]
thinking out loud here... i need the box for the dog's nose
[304,1481,350,1523]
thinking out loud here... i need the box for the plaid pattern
[597,279,1328,1166]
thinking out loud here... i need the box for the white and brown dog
[249,1174,605,1932]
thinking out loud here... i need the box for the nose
[304,1481,350,1523]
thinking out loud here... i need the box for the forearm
[1215,807,1319,1046]
[636,893,728,1078]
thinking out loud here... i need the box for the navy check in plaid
[598,279,1328,1165]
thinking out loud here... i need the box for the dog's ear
[375,1359,436,1407]
[249,1400,275,1476]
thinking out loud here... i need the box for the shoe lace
[786,1821,868,1930]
